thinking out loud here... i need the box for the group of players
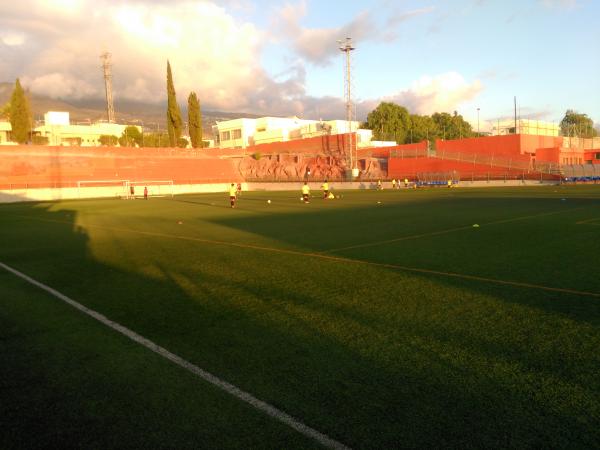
[388,178,411,189]
[228,181,330,208]
[228,177,426,208]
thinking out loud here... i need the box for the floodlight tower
[338,37,355,173]
[100,52,115,123]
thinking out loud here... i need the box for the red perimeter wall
[388,157,534,180]
[435,134,565,160]
[0,146,241,189]
[585,150,600,164]
[357,141,428,159]
[535,147,561,163]
[203,133,356,157]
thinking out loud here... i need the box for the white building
[0,121,12,145]
[212,116,392,149]
[491,119,560,137]
[35,111,133,146]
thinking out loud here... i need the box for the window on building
[596,153,600,160]
[232,129,242,139]
[221,131,231,141]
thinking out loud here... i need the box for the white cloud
[1,32,25,46]
[0,1,479,119]
[1,0,271,111]
[22,72,98,99]
[381,72,483,115]
[272,1,434,66]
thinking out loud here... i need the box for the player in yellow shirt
[404,178,409,188]
[391,179,397,189]
[447,179,452,188]
[321,180,329,199]
[229,183,237,208]
[302,182,310,203]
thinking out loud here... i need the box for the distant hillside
[0,82,261,137]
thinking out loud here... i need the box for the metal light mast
[338,37,355,173]
[100,52,115,123]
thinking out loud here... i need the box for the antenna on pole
[100,52,115,123]
[338,37,355,173]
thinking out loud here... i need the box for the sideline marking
[0,261,351,450]
[12,213,600,298]
[323,207,588,254]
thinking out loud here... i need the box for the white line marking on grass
[576,217,600,225]
[12,213,600,298]
[0,261,352,450]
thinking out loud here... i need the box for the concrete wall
[0,182,248,203]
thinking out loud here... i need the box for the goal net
[125,180,174,199]
[77,180,130,198]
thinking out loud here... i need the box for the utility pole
[338,37,355,174]
[100,52,115,123]
[477,108,480,135]
[514,96,517,134]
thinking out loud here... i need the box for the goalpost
[125,180,175,199]
[77,180,130,198]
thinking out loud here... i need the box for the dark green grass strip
[9,212,600,299]
[0,262,351,450]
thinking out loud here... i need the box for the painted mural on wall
[237,154,386,180]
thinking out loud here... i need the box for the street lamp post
[477,108,480,135]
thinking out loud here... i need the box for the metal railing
[429,149,561,175]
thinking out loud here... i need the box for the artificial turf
[1,185,599,449]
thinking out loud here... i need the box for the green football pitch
[1,185,599,449]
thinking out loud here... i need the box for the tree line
[361,102,598,144]
[361,102,475,144]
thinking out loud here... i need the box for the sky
[0,0,599,129]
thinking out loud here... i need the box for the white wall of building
[212,116,389,149]
[0,121,11,144]
[491,119,559,137]
[35,112,133,146]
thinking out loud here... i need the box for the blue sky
[1,0,598,128]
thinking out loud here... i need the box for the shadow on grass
[1,189,599,449]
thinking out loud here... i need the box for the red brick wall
[436,135,526,158]
[388,157,533,180]
[0,146,241,189]
[357,141,428,159]
[584,150,600,164]
[535,147,561,163]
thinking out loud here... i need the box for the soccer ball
[267,200,271,204]
[300,197,303,201]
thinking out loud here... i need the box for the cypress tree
[9,78,31,144]
[188,91,203,148]
[166,61,183,147]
